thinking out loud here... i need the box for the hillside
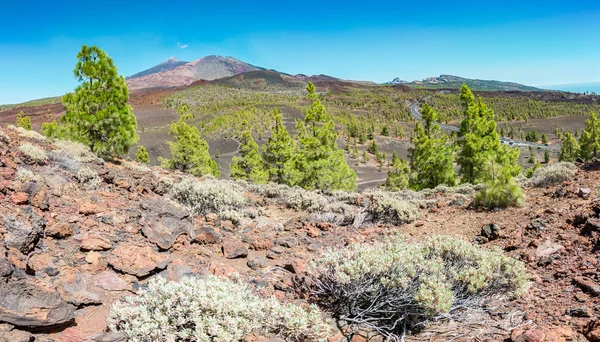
[388,74,544,91]
[0,126,599,341]
[126,55,262,90]
[125,57,189,80]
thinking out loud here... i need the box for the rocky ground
[0,126,598,342]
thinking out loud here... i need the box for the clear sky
[1,0,599,103]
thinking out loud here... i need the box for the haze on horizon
[1,0,599,104]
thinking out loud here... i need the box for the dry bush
[16,168,35,183]
[297,236,528,341]
[364,190,420,225]
[76,166,102,189]
[18,143,48,164]
[524,162,576,188]
[8,125,45,140]
[170,178,246,219]
[109,276,329,341]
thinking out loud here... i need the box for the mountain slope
[126,57,189,80]
[387,74,544,91]
[126,55,262,90]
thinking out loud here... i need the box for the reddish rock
[209,263,238,277]
[108,243,170,277]
[316,222,333,231]
[250,237,273,251]
[573,276,600,296]
[26,253,56,276]
[93,271,130,291]
[85,251,102,264]
[222,241,248,259]
[79,202,100,215]
[72,233,111,251]
[194,227,222,244]
[45,222,73,238]
[10,192,28,205]
[283,259,306,274]
[305,224,321,238]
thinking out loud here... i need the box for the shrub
[48,150,82,173]
[135,145,150,164]
[16,168,35,183]
[124,161,151,173]
[524,162,576,188]
[19,143,48,163]
[258,183,328,212]
[8,125,45,140]
[298,236,528,340]
[0,130,11,145]
[54,139,99,163]
[170,178,246,218]
[109,276,329,341]
[76,166,101,188]
[474,179,524,209]
[364,190,420,225]
[16,111,32,130]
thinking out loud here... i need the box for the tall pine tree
[456,84,521,185]
[262,108,293,183]
[52,45,138,158]
[284,82,357,191]
[579,112,600,161]
[408,104,456,190]
[231,128,268,184]
[559,131,580,162]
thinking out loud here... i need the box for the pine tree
[262,108,293,183]
[384,154,410,191]
[559,131,580,162]
[409,119,456,190]
[579,112,600,161]
[541,133,548,144]
[381,125,389,136]
[159,114,219,177]
[284,82,357,191]
[51,45,138,158]
[231,129,268,184]
[544,149,550,163]
[456,84,521,185]
[135,145,150,164]
[16,111,32,130]
[368,140,379,155]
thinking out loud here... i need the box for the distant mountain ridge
[126,55,262,90]
[126,57,189,80]
[386,74,544,91]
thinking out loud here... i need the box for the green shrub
[474,179,524,209]
[16,111,32,130]
[18,143,47,164]
[299,236,528,340]
[170,178,246,219]
[135,145,150,164]
[524,162,576,187]
[108,276,329,341]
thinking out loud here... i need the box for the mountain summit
[126,57,189,80]
[126,55,261,90]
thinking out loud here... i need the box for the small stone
[305,224,320,238]
[85,251,102,264]
[578,188,592,199]
[247,257,268,270]
[535,240,563,258]
[573,276,600,296]
[93,271,130,291]
[566,307,592,317]
[101,215,114,225]
[108,243,170,277]
[194,227,221,244]
[275,237,298,248]
[79,202,100,215]
[250,237,273,251]
[283,259,306,274]
[481,223,502,240]
[222,241,248,259]
[72,233,111,251]
[10,192,28,205]
[45,222,73,238]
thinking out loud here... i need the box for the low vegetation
[524,162,576,188]
[298,236,528,340]
[109,276,330,342]
[18,143,48,164]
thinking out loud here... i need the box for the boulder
[139,199,194,249]
[45,222,74,238]
[0,276,75,327]
[108,243,170,277]
[56,272,102,306]
[2,214,42,254]
[247,257,268,270]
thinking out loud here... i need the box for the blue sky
[1,0,599,103]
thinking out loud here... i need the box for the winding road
[410,102,561,151]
